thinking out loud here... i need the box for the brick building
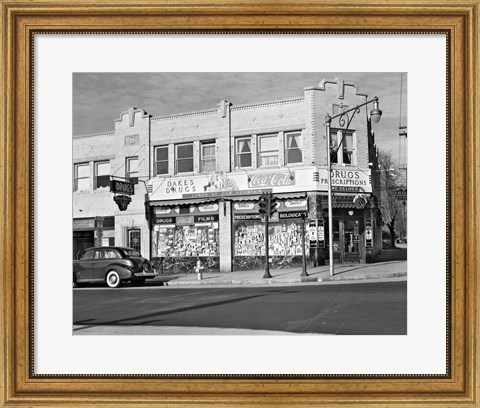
[73,78,382,273]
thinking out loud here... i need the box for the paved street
[73,281,407,335]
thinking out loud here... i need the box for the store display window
[234,220,309,257]
[152,222,219,258]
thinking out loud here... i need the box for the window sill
[174,172,195,176]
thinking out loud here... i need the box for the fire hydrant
[195,258,203,280]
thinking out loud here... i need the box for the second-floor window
[176,143,193,174]
[235,137,252,168]
[330,130,355,165]
[342,132,354,165]
[126,156,139,180]
[258,134,279,167]
[285,131,303,164]
[74,163,89,191]
[154,146,169,176]
[94,161,110,189]
[201,142,216,172]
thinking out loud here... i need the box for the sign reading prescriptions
[319,169,370,192]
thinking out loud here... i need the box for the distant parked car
[73,247,157,288]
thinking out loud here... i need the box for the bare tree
[378,150,403,249]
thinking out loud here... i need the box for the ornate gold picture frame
[1,0,478,406]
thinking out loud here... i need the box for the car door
[76,249,95,281]
[91,249,109,281]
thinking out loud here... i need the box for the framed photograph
[1,0,478,406]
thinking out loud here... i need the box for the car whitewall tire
[106,270,121,288]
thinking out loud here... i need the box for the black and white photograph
[72,72,408,336]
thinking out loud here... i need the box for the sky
[73,72,407,163]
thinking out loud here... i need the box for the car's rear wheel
[106,270,121,288]
[131,278,146,287]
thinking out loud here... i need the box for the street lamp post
[324,96,382,276]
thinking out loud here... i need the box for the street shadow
[73,293,266,332]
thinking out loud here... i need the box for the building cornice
[231,98,304,111]
[73,131,114,140]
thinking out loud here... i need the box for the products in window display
[153,224,219,257]
[234,222,309,256]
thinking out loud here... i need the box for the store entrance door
[127,229,141,253]
[342,219,360,263]
[73,230,94,259]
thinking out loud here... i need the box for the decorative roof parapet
[151,109,218,121]
[73,131,115,139]
[231,98,304,111]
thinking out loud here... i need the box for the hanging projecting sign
[110,179,135,195]
[353,194,368,209]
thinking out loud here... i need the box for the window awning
[149,191,307,206]
[228,191,307,202]
[320,195,369,209]
[149,197,218,207]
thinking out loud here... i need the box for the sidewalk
[155,260,407,287]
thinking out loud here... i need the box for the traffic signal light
[258,193,267,215]
[268,195,278,216]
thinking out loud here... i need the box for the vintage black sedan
[73,247,157,288]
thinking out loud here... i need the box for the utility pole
[300,214,308,277]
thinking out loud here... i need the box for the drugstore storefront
[232,196,312,270]
[147,167,379,272]
[150,200,221,273]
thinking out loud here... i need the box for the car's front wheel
[106,270,121,288]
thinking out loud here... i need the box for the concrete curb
[166,272,406,286]
[319,272,407,282]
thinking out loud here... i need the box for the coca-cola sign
[248,172,295,188]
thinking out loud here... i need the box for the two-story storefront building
[73,78,382,272]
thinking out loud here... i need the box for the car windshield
[123,249,141,258]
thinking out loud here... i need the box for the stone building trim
[231,98,304,111]
[151,109,217,121]
[73,131,114,139]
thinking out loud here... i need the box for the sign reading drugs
[110,179,135,195]
[319,169,370,192]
